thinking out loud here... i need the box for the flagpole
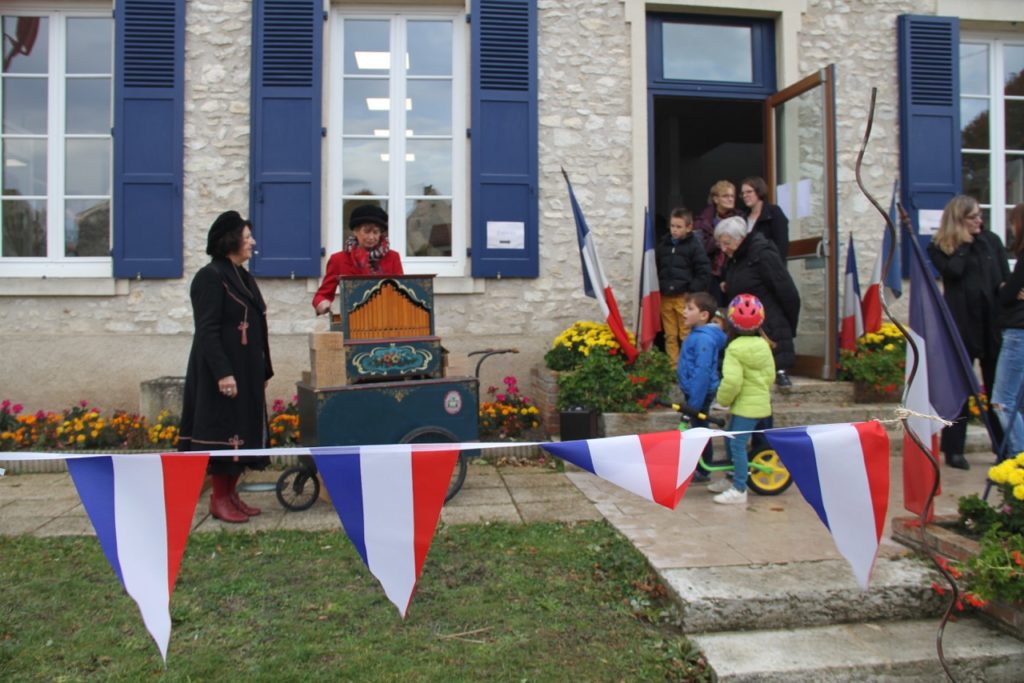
[855,87,958,681]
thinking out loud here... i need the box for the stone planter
[892,515,1024,638]
[600,409,681,437]
[852,381,901,403]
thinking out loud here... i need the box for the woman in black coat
[715,216,801,387]
[927,194,1009,470]
[179,210,274,523]
[740,176,789,260]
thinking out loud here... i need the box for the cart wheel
[276,465,321,511]
[400,426,467,503]
[746,447,793,496]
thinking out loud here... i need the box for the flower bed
[891,515,1023,638]
[0,396,301,474]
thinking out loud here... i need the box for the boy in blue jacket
[677,291,728,482]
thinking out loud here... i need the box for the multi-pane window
[1,11,113,277]
[331,11,466,276]
[960,34,1024,239]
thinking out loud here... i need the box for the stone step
[691,617,1024,682]
[661,558,944,634]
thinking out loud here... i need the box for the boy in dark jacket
[657,207,711,364]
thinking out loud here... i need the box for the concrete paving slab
[441,505,523,525]
[33,516,96,537]
[692,618,1024,682]
[517,501,604,523]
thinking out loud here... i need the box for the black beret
[206,210,246,255]
[349,204,388,230]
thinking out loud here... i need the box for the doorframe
[765,65,839,379]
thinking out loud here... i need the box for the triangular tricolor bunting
[540,429,719,509]
[763,422,890,589]
[66,453,209,660]
[312,444,459,617]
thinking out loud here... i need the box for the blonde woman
[927,194,1009,469]
[695,180,743,304]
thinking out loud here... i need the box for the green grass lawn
[0,522,709,682]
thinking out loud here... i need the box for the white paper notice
[776,183,792,217]
[486,221,525,250]
[918,209,943,236]
[796,178,813,218]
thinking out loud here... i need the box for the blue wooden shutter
[250,0,322,277]
[470,0,538,278]
[112,0,184,278]
[898,15,960,265]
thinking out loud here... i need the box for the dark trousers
[940,354,1003,456]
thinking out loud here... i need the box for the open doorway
[650,97,764,237]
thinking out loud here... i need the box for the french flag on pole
[636,207,662,351]
[67,453,209,660]
[901,219,980,520]
[314,444,459,617]
[840,233,864,352]
[863,179,903,332]
[563,168,639,362]
[541,429,718,510]
[764,422,890,589]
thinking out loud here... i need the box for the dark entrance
[651,97,764,236]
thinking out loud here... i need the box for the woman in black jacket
[740,176,789,260]
[714,216,801,387]
[990,203,1024,457]
[927,194,1009,469]
[179,210,274,523]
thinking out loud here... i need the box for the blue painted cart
[280,276,480,510]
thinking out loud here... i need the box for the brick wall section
[530,366,562,437]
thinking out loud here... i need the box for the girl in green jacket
[709,293,776,505]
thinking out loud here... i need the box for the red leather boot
[229,474,261,516]
[209,474,248,523]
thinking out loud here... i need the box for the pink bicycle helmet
[727,293,765,332]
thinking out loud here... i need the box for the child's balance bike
[667,401,793,496]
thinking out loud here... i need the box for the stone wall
[3,0,1006,413]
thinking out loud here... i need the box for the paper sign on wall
[918,210,943,236]
[486,221,525,250]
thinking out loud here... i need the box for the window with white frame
[1,8,113,278]
[329,9,467,277]
[960,34,1024,240]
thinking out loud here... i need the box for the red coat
[312,248,404,311]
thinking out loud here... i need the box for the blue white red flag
[764,422,889,589]
[840,233,864,352]
[564,170,639,362]
[902,219,980,519]
[313,444,459,617]
[636,208,662,351]
[541,429,718,509]
[863,180,903,331]
[67,453,209,660]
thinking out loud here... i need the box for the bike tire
[746,448,793,496]
[399,426,467,503]
[275,465,321,511]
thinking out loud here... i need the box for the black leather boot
[945,453,970,470]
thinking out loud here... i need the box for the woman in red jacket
[313,204,404,315]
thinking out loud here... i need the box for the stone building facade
[1,0,1022,418]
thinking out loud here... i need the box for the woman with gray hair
[714,216,801,387]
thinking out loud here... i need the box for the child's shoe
[707,478,732,493]
[712,487,748,505]
[692,470,710,483]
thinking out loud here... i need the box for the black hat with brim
[349,204,388,230]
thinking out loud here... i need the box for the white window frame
[328,6,468,278]
[0,3,113,279]
[960,31,1024,244]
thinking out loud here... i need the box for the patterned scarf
[346,235,392,273]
